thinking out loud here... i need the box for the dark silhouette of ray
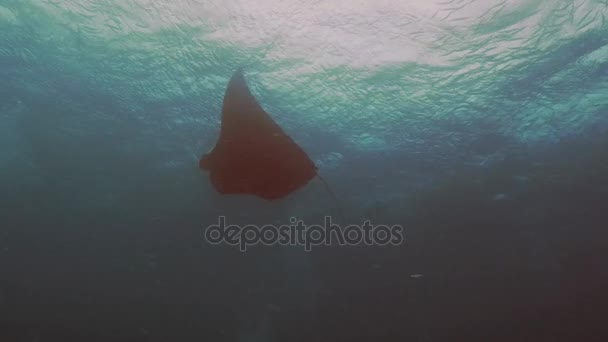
[199,68,318,200]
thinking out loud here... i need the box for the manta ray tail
[316,174,346,223]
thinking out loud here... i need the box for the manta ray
[199,68,318,200]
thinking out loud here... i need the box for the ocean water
[1,0,608,341]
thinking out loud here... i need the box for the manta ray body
[200,68,318,200]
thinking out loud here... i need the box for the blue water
[1,1,608,341]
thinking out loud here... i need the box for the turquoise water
[1,1,608,341]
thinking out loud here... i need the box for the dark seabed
[1,1,608,341]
